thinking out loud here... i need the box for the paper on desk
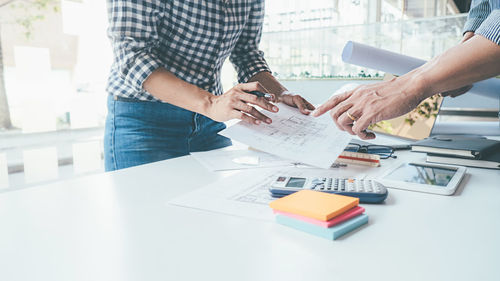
[191,148,294,171]
[219,104,352,169]
[342,41,500,99]
[168,167,368,221]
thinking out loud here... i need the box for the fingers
[237,81,269,94]
[304,99,315,110]
[238,91,279,113]
[292,95,312,115]
[337,112,356,135]
[231,110,259,125]
[279,93,316,115]
[352,116,376,140]
[329,100,353,126]
[441,85,472,98]
[332,106,376,140]
[312,91,352,117]
[234,101,272,124]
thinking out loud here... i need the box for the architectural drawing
[220,104,352,169]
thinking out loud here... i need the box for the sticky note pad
[269,190,359,221]
[276,213,369,240]
[273,206,365,228]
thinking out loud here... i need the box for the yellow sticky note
[269,190,359,221]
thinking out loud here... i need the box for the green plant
[0,0,59,129]
[7,0,59,39]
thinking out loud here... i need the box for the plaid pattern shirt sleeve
[107,0,271,100]
[229,0,271,83]
[107,0,165,94]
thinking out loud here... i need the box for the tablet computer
[378,162,466,195]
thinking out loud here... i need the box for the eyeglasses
[344,143,396,159]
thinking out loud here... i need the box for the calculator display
[286,177,306,188]
[385,163,457,186]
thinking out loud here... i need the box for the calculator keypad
[309,178,386,194]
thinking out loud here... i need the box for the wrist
[277,90,294,102]
[197,89,217,118]
[280,90,291,96]
[402,67,433,99]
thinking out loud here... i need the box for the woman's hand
[207,82,279,125]
[275,91,316,115]
[312,76,426,140]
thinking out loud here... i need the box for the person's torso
[108,0,254,101]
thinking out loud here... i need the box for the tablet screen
[385,163,457,186]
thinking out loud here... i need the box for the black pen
[249,91,273,99]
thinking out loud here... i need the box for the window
[0,0,497,190]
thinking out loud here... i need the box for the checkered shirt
[106,0,271,102]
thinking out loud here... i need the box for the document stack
[269,190,368,240]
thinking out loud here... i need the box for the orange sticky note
[269,190,359,221]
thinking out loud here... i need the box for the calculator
[269,176,388,204]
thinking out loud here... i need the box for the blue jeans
[104,95,232,171]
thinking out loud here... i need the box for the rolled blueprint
[342,41,500,99]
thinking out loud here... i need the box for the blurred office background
[0,0,497,190]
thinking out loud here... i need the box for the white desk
[0,146,499,281]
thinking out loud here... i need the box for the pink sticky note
[273,206,365,228]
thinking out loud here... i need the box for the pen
[249,91,274,99]
[391,144,412,151]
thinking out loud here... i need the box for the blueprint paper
[219,105,352,169]
[191,148,294,171]
[169,168,281,221]
[168,167,369,221]
[342,41,500,99]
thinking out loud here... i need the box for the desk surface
[0,144,499,281]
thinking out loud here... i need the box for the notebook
[427,151,500,169]
[269,190,359,221]
[412,135,500,159]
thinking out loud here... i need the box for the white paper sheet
[168,167,367,221]
[342,41,500,99]
[191,148,295,171]
[219,104,352,169]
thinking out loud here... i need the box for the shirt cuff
[475,10,500,45]
[231,50,272,83]
[463,17,486,34]
[121,51,163,93]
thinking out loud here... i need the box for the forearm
[248,71,287,98]
[407,35,500,99]
[143,68,213,115]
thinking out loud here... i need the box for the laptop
[369,94,443,141]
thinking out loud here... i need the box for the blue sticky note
[275,214,368,240]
